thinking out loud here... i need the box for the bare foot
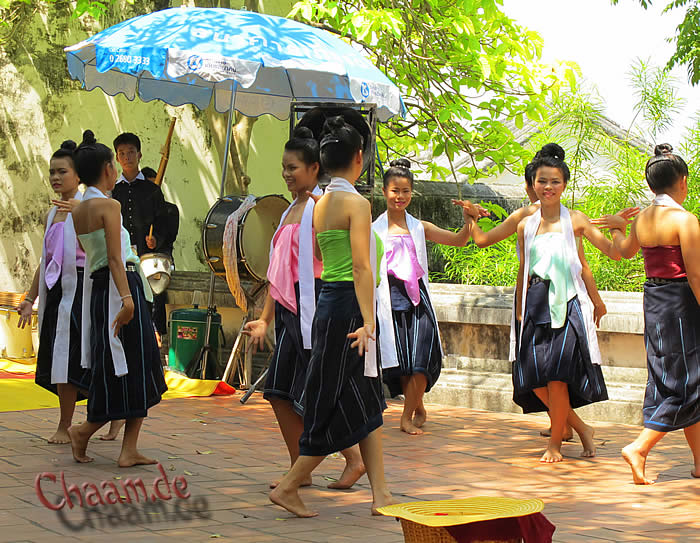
[328,461,366,489]
[99,420,125,441]
[270,477,312,489]
[400,417,424,436]
[621,444,654,485]
[67,426,94,463]
[540,426,574,441]
[118,452,157,468]
[578,425,596,457]
[371,492,397,516]
[413,407,427,428]
[269,486,318,518]
[48,428,71,444]
[692,469,699,479]
[540,447,563,463]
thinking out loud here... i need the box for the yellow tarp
[0,358,230,412]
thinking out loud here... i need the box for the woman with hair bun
[16,140,91,444]
[270,115,393,518]
[457,143,636,442]
[374,158,482,435]
[67,130,167,467]
[513,143,620,463]
[594,143,700,484]
[244,126,365,490]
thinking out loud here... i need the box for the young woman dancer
[16,140,91,444]
[457,145,635,442]
[67,130,167,467]
[374,158,478,435]
[594,144,700,484]
[244,126,365,489]
[269,115,393,517]
[513,144,620,463]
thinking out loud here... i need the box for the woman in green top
[270,114,394,518]
[68,130,166,467]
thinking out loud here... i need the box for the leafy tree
[612,0,700,85]
[289,0,577,185]
[433,60,695,291]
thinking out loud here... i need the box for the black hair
[285,126,322,175]
[74,130,114,187]
[524,160,536,187]
[113,132,141,153]
[382,158,414,188]
[141,166,157,180]
[645,143,688,193]
[319,116,363,172]
[51,140,77,168]
[530,143,570,183]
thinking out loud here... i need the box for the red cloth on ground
[445,512,555,543]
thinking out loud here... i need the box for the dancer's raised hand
[591,207,639,230]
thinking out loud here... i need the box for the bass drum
[202,195,289,282]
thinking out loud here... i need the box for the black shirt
[112,174,166,257]
[157,201,180,258]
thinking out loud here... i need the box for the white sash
[80,186,129,377]
[269,184,323,349]
[324,177,379,378]
[652,193,685,210]
[37,191,83,384]
[373,211,443,369]
[509,204,602,365]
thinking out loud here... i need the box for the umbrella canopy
[65,7,404,122]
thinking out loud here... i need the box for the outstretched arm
[422,202,475,246]
[574,211,621,261]
[591,212,640,259]
[578,240,606,327]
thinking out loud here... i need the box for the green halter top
[317,229,384,285]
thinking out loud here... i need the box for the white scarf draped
[652,192,685,210]
[80,186,130,377]
[37,191,83,384]
[269,184,323,349]
[324,177,378,378]
[372,211,443,369]
[509,204,602,365]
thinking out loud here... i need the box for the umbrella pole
[200,87,237,380]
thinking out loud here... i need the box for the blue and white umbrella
[65,7,404,121]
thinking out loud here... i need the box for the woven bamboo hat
[375,497,544,527]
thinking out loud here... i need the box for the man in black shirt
[140,167,180,339]
[111,133,166,257]
[141,167,180,260]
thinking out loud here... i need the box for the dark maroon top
[642,245,687,279]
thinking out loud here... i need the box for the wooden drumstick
[149,224,154,238]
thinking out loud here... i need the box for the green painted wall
[0,0,293,293]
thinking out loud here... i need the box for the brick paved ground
[0,394,698,543]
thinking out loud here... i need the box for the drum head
[240,195,290,281]
[139,253,173,295]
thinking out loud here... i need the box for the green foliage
[432,204,519,286]
[432,60,698,292]
[612,0,700,85]
[289,0,577,183]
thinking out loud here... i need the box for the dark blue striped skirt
[383,276,442,398]
[263,280,321,415]
[299,281,386,457]
[513,279,608,414]
[643,280,700,431]
[86,268,167,423]
[36,269,91,398]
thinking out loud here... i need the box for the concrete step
[425,366,645,425]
